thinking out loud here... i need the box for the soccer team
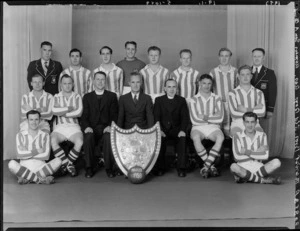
[8,40,281,185]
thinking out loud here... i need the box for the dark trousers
[155,128,187,171]
[83,125,115,171]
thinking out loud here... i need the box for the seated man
[51,74,83,177]
[230,112,281,184]
[81,71,119,178]
[118,71,154,129]
[20,74,53,133]
[8,110,61,184]
[154,79,190,177]
[187,74,224,178]
[228,65,266,137]
[140,46,169,103]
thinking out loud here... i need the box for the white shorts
[231,119,262,132]
[53,124,82,139]
[191,124,221,139]
[238,160,264,174]
[20,159,46,173]
[20,120,50,133]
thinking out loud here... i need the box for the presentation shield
[110,122,161,178]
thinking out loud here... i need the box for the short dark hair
[100,46,113,55]
[40,41,52,48]
[60,74,73,83]
[252,48,265,55]
[94,71,107,79]
[31,74,44,82]
[69,48,82,57]
[147,46,161,55]
[26,110,41,119]
[238,65,252,75]
[129,71,143,82]
[179,49,192,57]
[218,47,232,56]
[243,112,258,121]
[198,74,213,83]
[164,78,177,87]
[125,41,137,49]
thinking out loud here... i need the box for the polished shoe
[177,170,186,177]
[85,168,94,178]
[106,169,116,178]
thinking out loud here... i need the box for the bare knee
[271,158,281,169]
[230,163,239,173]
[8,160,19,174]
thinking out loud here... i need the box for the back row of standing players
[11,40,281,184]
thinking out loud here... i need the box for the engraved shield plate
[111,122,161,176]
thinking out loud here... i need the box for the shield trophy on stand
[110,121,161,184]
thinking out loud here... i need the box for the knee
[53,157,62,167]
[230,163,239,173]
[74,138,83,149]
[272,158,281,169]
[8,160,18,174]
[216,133,225,143]
[191,133,200,142]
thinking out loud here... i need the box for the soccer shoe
[54,164,68,177]
[261,176,281,185]
[210,165,220,177]
[233,175,246,184]
[67,163,78,177]
[37,176,55,184]
[200,166,209,178]
[17,177,30,185]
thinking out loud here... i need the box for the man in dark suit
[251,48,277,120]
[27,41,63,95]
[117,71,154,129]
[153,79,190,177]
[81,71,118,178]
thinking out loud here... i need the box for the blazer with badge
[27,59,63,95]
[117,92,154,129]
[81,90,118,132]
[251,65,277,113]
[154,94,190,134]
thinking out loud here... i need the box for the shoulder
[28,60,39,67]
[105,90,117,98]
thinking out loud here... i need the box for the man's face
[61,77,74,93]
[31,76,44,91]
[70,51,82,66]
[180,52,191,67]
[40,45,52,61]
[101,48,112,64]
[219,50,231,66]
[238,69,252,85]
[199,78,212,94]
[93,73,106,91]
[129,75,141,93]
[148,50,160,65]
[243,116,257,133]
[164,80,177,98]
[125,44,136,59]
[252,50,265,67]
[28,113,40,131]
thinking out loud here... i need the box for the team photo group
[7,39,282,185]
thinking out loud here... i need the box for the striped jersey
[209,65,238,102]
[187,92,224,126]
[59,66,92,97]
[233,130,269,163]
[93,64,123,95]
[170,67,199,99]
[21,90,53,121]
[16,129,50,161]
[140,64,169,95]
[228,85,266,121]
[52,91,83,125]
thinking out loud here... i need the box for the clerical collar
[95,89,104,95]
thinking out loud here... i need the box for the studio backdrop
[3,3,294,160]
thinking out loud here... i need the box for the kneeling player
[230,112,281,184]
[187,74,224,178]
[8,110,61,184]
[51,74,83,177]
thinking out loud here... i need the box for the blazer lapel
[45,59,55,78]
[254,66,267,87]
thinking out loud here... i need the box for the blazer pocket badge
[51,75,56,84]
[260,83,267,90]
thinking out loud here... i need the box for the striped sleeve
[232,133,252,163]
[16,133,33,159]
[52,95,69,116]
[20,94,30,120]
[187,98,206,125]
[119,69,124,95]
[250,133,269,160]
[34,133,50,161]
[66,94,83,118]
[207,96,224,124]
[86,70,93,94]
[40,94,53,120]
[253,89,266,118]
[228,90,244,119]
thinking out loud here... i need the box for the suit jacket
[27,59,63,95]
[154,94,190,134]
[81,90,118,131]
[117,92,154,129]
[251,65,277,113]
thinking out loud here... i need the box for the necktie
[133,94,138,105]
[44,61,49,75]
[254,67,259,83]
